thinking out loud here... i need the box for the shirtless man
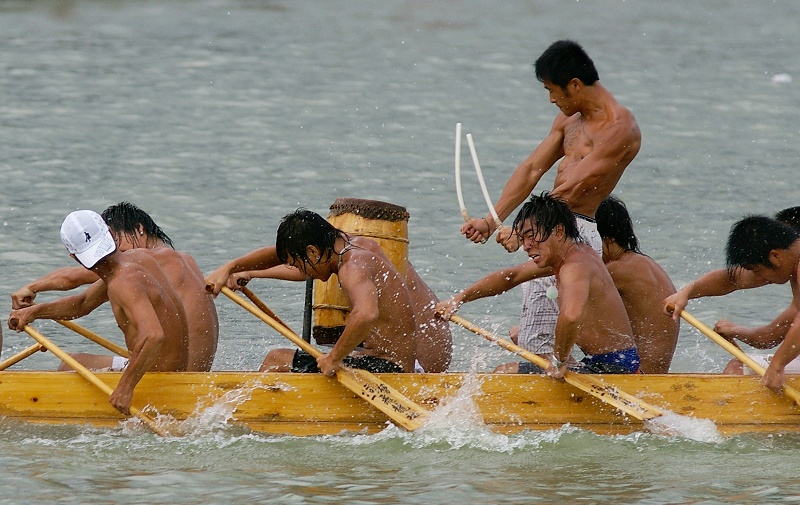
[205,209,416,375]
[439,193,640,376]
[10,202,218,371]
[460,40,641,358]
[229,259,452,373]
[8,210,188,414]
[596,195,678,373]
[665,210,800,380]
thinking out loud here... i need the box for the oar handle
[221,287,320,358]
[0,342,45,371]
[449,314,550,369]
[680,309,800,405]
[22,325,166,436]
[238,286,295,334]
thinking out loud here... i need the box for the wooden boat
[1,371,798,436]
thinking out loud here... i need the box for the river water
[1,0,799,503]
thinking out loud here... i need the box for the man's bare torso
[551,101,641,217]
[106,250,188,372]
[145,247,219,371]
[340,236,416,371]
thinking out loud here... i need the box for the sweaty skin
[603,240,678,374]
[9,248,189,415]
[462,79,641,251]
[11,236,218,371]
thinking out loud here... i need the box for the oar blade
[336,367,429,431]
[563,372,662,421]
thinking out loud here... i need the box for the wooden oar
[56,319,130,358]
[238,286,295,334]
[21,324,166,436]
[680,309,800,405]
[449,314,664,421]
[221,286,429,431]
[0,343,45,371]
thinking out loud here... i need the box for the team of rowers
[6,39,800,416]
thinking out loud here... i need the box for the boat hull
[0,371,797,436]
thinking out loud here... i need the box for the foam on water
[646,410,724,443]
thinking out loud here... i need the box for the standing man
[460,40,641,356]
[8,210,189,414]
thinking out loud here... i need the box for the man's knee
[259,348,295,372]
[492,362,520,374]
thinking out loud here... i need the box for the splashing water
[646,410,724,443]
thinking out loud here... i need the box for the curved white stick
[454,123,469,222]
[466,133,503,231]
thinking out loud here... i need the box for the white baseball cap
[60,210,117,268]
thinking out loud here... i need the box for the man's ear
[306,245,322,261]
[768,249,783,269]
[568,77,583,93]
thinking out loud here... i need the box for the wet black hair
[725,215,799,274]
[513,191,580,244]
[596,195,641,253]
[775,206,800,231]
[534,40,599,89]
[101,201,174,249]
[275,209,341,265]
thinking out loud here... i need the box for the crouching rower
[205,209,416,376]
[437,192,640,376]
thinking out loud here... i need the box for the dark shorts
[578,347,641,374]
[291,349,404,374]
[517,347,641,375]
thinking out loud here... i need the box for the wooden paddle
[449,314,664,421]
[220,286,429,431]
[20,324,166,436]
[0,343,45,371]
[56,319,130,358]
[679,309,800,405]
[238,285,295,334]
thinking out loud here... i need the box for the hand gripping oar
[0,343,45,371]
[448,314,664,422]
[21,302,130,358]
[221,286,429,431]
[20,324,166,436]
[466,133,504,234]
[680,309,800,405]
[454,122,469,222]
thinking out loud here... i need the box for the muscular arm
[461,118,565,243]
[109,291,166,415]
[319,263,380,374]
[204,246,282,295]
[8,280,109,331]
[11,266,100,309]
[435,260,551,318]
[550,120,639,211]
[664,268,768,319]
[553,264,589,364]
[762,309,800,394]
[715,306,796,349]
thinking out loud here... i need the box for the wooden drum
[312,198,410,345]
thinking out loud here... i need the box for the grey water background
[1,1,799,503]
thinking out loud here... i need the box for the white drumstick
[466,133,504,232]
[454,123,469,222]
